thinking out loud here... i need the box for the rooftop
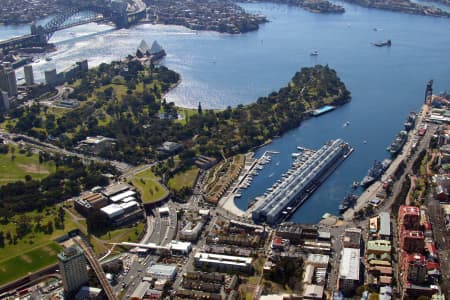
[379,212,391,237]
[339,248,360,281]
[147,264,177,277]
[57,245,84,262]
[306,253,330,266]
[367,240,392,252]
[130,281,150,299]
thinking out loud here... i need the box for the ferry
[310,49,319,56]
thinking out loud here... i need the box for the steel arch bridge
[42,6,113,41]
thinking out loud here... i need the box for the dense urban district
[1,0,450,300]
[2,0,450,29]
[0,29,450,300]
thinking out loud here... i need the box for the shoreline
[217,103,350,221]
[342,102,429,220]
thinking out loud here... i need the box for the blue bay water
[1,2,450,222]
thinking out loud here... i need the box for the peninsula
[2,59,350,166]
[238,0,345,14]
[342,0,450,18]
[145,0,268,34]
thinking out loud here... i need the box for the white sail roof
[150,40,164,55]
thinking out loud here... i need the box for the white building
[146,264,177,281]
[306,253,330,268]
[109,190,136,203]
[101,204,124,219]
[338,248,360,294]
[180,221,204,241]
[169,240,192,255]
[194,252,253,273]
[58,245,88,293]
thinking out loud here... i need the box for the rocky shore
[343,0,450,18]
[238,0,345,14]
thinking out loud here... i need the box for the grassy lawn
[0,146,55,184]
[131,169,168,203]
[168,166,199,191]
[97,222,145,243]
[0,205,79,261]
[0,242,61,286]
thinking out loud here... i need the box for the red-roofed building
[400,230,424,253]
[402,253,427,284]
[398,206,421,230]
[427,261,440,271]
[271,236,287,250]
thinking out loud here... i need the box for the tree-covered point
[0,152,118,217]
[4,61,350,164]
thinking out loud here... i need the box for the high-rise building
[24,65,34,86]
[5,68,17,97]
[58,245,88,294]
[0,90,9,111]
[0,65,8,93]
[45,68,58,86]
[0,65,17,97]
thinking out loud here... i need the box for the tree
[0,231,4,248]
[46,221,54,234]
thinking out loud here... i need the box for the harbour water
[1,2,450,223]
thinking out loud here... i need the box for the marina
[252,139,353,225]
[1,1,449,223]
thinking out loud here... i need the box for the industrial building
[130,281,150,300]
[146,264,177,281]
[100,201,143,226]
[74,192,108,216]
[305,253,330,268]
[338,248,360,295]
[58,245,88,294]
[194,252,253,273]
[253,139,352,224]
[379,212,391,239]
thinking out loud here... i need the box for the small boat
[373,40,391,47]
[343,121,350,127]
[352,181,359,189]
[363,140,367,144]
[275,161,280,166]
[310,50,319,56]
[268,172,274,178]
[45,57,52,61]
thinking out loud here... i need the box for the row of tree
[5,61,350,167]
[0,153,118,217]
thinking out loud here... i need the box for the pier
[252,139,353,225]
